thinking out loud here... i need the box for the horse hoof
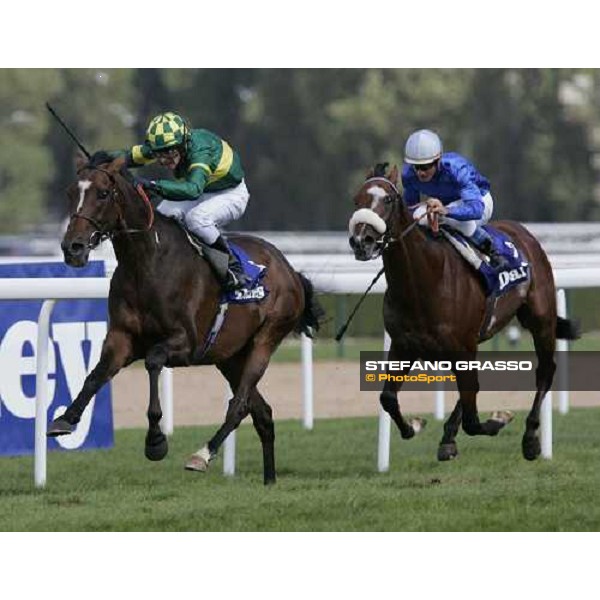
[522,436,541,461]
[491,410,515,426]
[401,417,427,439]
[411,417,427,434]
[145,437,169,461]
[184,454,209,472]
[47,418,75,437]
[437,443,458,461]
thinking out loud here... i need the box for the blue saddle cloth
[446,225,530,297]
[222,243,269,304]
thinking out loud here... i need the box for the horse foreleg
[379,355,426,439]
[48,329,133,436]
[143,345,169,461]
[437,400,462,461]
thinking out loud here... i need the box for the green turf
[1,408,600,531]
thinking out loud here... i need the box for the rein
[70,165,155,248]
[336,174,436,341]
[336,196,422,342]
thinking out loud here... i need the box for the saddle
[180,229,269,362]
[181,228,268,304]
[439,225,530,297]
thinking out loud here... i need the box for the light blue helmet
[404,129,443,164]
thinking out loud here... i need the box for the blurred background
[2,67,600,346]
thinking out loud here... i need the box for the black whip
[45,102,91,159]
[335,218,421,342]
[335,266,386,341]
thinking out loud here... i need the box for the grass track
[1,408,600,531]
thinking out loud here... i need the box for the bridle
[70,165,154,249]
[359,176,420,253]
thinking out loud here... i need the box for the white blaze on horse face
[367,185,388,214]
[77,180,92,212]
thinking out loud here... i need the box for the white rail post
[160,368,174,436]
[435,382,445,421]
[35,299,56,488]
[541,390,553,459]
[223,383,236,476]
[377,331,392,472]
[301,333,314,430]
[556,289,569,414]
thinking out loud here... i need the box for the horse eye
[384,195,394,204]
[97,189,109,200]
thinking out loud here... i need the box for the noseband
[70,165,154,249]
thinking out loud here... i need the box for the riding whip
[336,214,424,342]
[335,266,385,341]
[45,102,92,159]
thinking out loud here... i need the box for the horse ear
[388,165,399,184]
[108,156,127,172]
[366,167,375,179]
[74,151,87,172]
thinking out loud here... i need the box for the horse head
[62,155,153,267]
[348,162,402,261]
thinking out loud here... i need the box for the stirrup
[488,252,510,271]
[223,269,252,292]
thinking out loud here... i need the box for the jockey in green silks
[90,111,251,291]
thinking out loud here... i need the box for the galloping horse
[49,155,323,484]
[349,163,579,462]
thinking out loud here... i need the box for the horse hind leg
[185,354,246,473]
[249,389,276,485]
[456,369,512,437]
[186,341,276,482]
[517,305,556,460]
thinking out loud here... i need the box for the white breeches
[157,179,250,245]
[412,192,493,238]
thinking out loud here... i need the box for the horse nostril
[365,235,375,245]
[349,237,357,250]
[70,242,85,255]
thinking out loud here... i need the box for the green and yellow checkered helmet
[145,112,188,151]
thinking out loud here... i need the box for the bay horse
[48,155,323,484]
[349,163,579,462]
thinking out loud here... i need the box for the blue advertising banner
[0,261,113,456]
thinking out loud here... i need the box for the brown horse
[349,163,579,462]
[48,155,323,484]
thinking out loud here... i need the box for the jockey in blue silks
[402,129,509,271]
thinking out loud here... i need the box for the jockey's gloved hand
[88,150,113,167]
[133,176,159,192]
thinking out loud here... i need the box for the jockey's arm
[153,144,217,200]
[445,167,485,221]
[154,167,207,201]
[116,143,210,201]
[445,190,484,221]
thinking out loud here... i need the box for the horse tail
[295,272,325,338]
[556,316,581,340]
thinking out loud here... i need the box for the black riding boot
[471,227,510,271]
[210,235,253,291]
